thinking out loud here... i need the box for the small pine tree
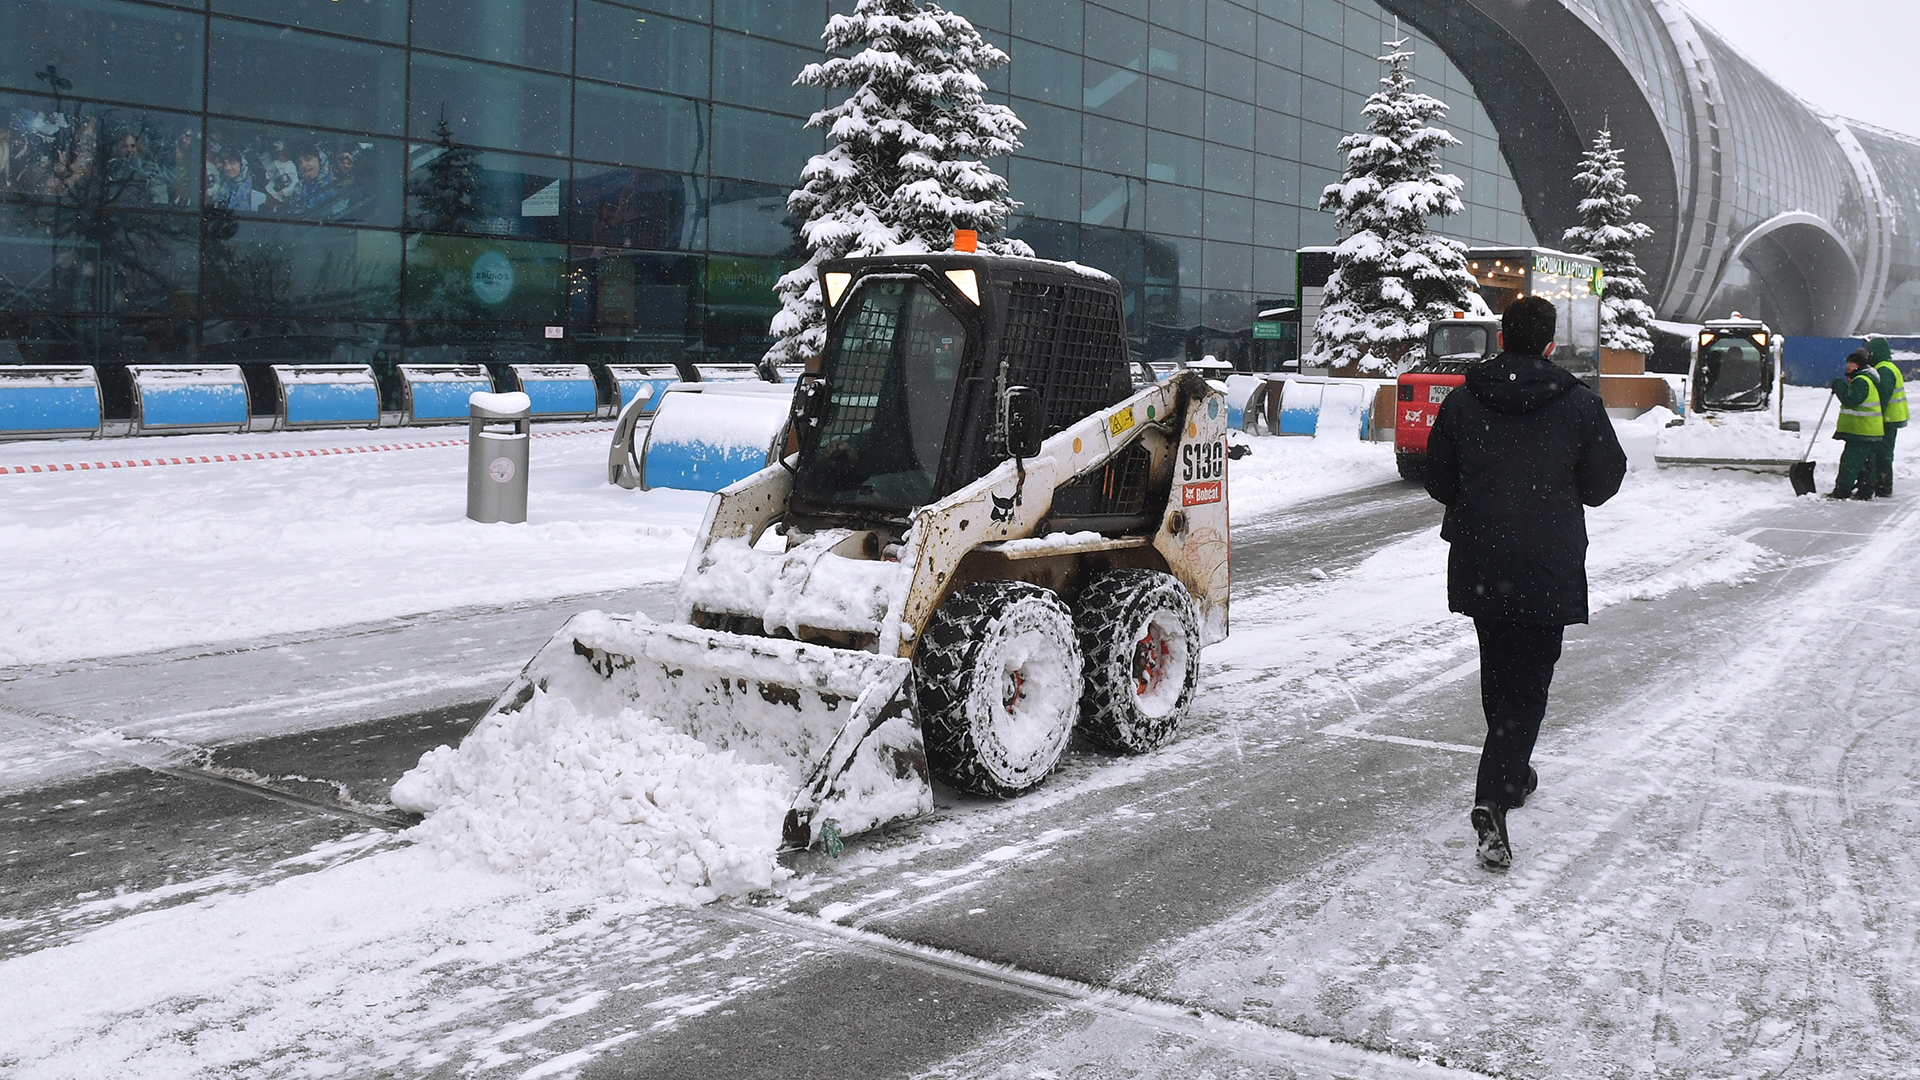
[1562,127,1657,355]
[1311,38,1481,374]
[763,0,1031,372]
[406,113,481,233]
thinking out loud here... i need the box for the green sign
[1532,254,1598,281]
[1253,321,1287,339]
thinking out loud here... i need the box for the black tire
[914,581,1085,797]
[1073,570,1202,753]
[1395,449,1426,483]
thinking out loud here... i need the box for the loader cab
[793,254,1133,526]
[1691,317,1782,418]
[1391,313,1500,481]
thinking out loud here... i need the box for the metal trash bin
[467,391,532,524]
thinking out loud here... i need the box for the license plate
[1428,384,1453,404]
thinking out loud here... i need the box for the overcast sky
[1678,0,1920,138]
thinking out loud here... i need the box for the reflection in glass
[0,315,197,379]
[208,20,406,135]
[204,121,398,225]
[403,234,565,323]
[405,140,566,240]
[574,82,706,173]
[408,54,570,158]
[577,3,709,98]
[2,0,205,113]
[212,0,408,44]
[712,33,822,118]
[0,207,197,314]
[571,164,702,250]
[708,179,801,258]
[702,254,785,364]
[201,219,401,319]
[709,105,821,186]
[568,248,700,333]
[412,0,573,71]
[3,94,200,208]
[713,0,823,47]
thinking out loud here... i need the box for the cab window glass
[1696,337,1771,411]
[1430,324,1488,359]
[796,276,968,509]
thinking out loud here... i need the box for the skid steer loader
[479,253,1231,850]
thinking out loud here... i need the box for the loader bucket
[485,610,932,850]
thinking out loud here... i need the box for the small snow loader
[481,253,1230,850]
[1655,316,1801,472]
[1392,312,1501,481]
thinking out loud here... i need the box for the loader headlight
[1752,332,1769,347]
[944,268,980,305]
[1699,331,1715,348]
[823,271,851,308]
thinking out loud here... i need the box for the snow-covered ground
[3,386,1916,1078]
[0,423,712,668]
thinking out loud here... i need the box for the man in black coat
[1423,296,1628,869]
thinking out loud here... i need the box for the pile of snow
[1655,411,1808,461]
[1226,434,1401,519]
[392,688,793,904]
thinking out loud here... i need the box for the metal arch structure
[1723,213,1861,337]
[1380,0,1920,335]
[1377,0,1683,298]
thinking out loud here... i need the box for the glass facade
[1,0,1540,382]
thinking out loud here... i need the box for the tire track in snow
[1106,501,1920,1077]
[718,904,1499,1080]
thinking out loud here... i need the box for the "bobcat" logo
[989,490,1020,523]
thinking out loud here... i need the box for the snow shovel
[1789,395,1835,496]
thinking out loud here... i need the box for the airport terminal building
[3,0,1918,393]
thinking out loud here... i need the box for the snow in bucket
[392,688,794,904]
[1655,409,1807,461]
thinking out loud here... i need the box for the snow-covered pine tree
[761,0,1031,373]
[1311,38,1481,374]
[406,113,481,234]
[1562,127,1657,355]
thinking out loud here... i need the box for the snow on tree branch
[1562,127,1658,355]
[1309,40,1481,375]
[762,0,1032,372]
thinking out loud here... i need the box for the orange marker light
[953,229,977,252]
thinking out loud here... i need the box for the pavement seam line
[715,905,1498,1079]
[141,762,421,831]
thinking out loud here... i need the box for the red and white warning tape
[1,426,613,476]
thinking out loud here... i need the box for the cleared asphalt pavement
[5,481,1914,1078]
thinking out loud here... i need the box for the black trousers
[1473,618,1565,808]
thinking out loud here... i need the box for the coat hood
[1464,351,1581,415]
[1867,336,1894,365]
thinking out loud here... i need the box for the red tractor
[1393,313,1500,481]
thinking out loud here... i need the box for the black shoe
[1876,489,1893,498]
[1511,766,1539,809]
[1826,491,1850,500]
[1471,802,1511,869]
[1853,490,1874,501]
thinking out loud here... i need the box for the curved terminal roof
[1382,0,1920,334]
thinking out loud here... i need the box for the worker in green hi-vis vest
[1865,335,1907,497]
[1829,348,1883,500]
